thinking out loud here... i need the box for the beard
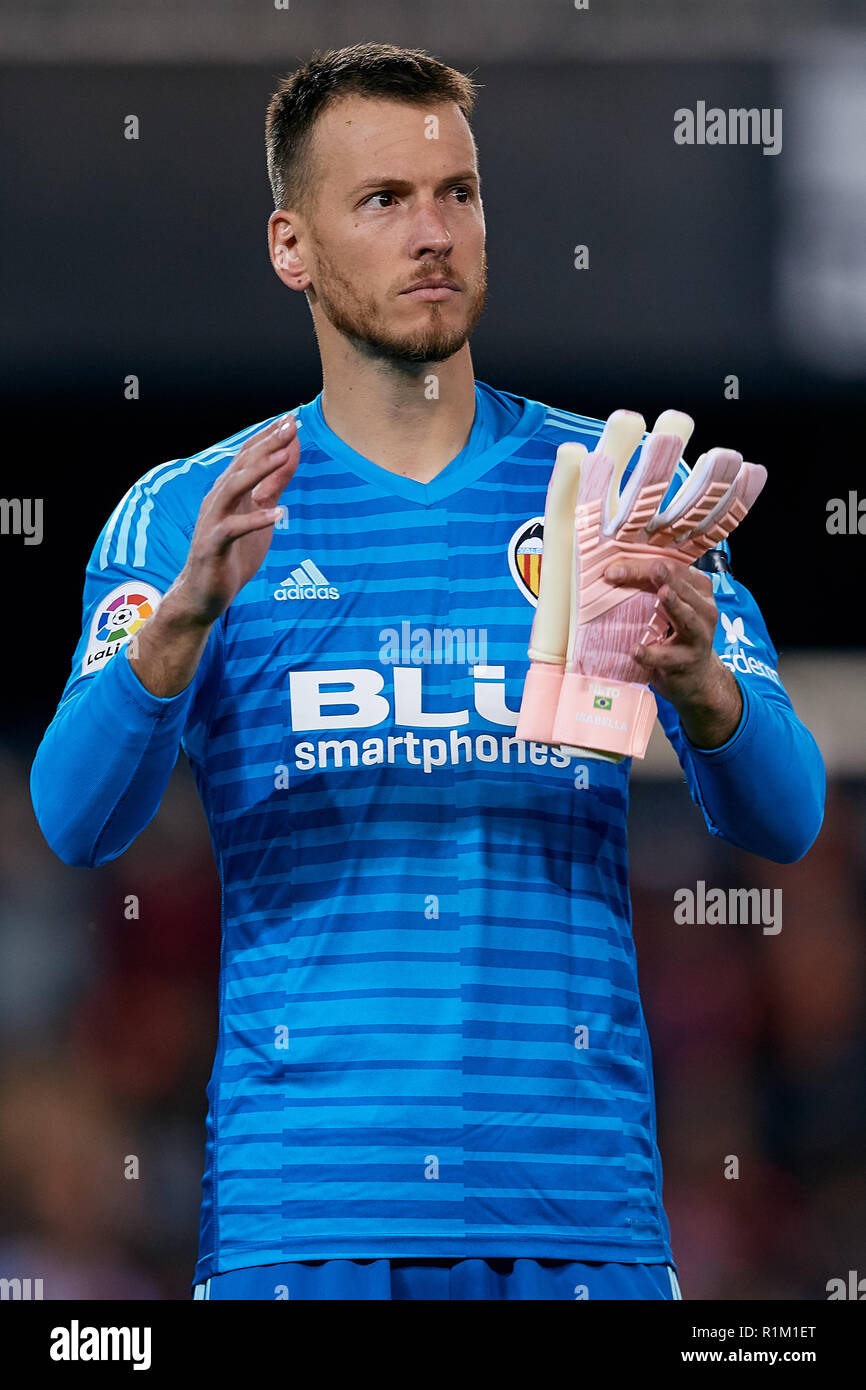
[309,247,487,368]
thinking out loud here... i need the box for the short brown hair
[265,42,480,214]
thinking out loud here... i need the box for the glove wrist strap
[552,674,657,758]
[515,660,565,746]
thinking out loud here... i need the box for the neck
[317,333,478,485]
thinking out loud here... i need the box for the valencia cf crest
[507,516,544,606]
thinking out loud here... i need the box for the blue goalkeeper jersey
[31,380,824,1284]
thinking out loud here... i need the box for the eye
[451,185,473,202]
[365,191,397,209]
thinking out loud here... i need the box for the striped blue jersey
[32,380,825,1283]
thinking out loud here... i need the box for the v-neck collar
[297,381,547,506]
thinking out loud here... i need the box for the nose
[407,200,454,259]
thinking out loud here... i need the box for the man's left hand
[604,558,742,749]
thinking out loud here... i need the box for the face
[274,95,487,366]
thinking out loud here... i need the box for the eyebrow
[348,170,481,197]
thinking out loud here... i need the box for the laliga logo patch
[507,517,544,607]
[81,581,162,675]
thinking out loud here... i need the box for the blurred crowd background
[1,0,864,1299]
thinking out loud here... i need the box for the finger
[608,431,683,540]
[603,558,685,592]
[605,409,692,540]
[250,445,301,507]
[597,409,647,468]
[622,560,717,636]
[213,506,283,553]
[632,640,697,673]
[217,418,298,507]
[221,435,300,512]
[253,412,298,448]
[646,446,742,540]
[580,410,646,528]
[697,460,768,547]
[689,566,715,598]
[241,413,298,464]
[676,459,768,560]
[530,441,585,665]
[650,560,717,615]
[651,408,695,452]
[653,582,704,642]
[736,461,767,514]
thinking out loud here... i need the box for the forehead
[309,94,477,179]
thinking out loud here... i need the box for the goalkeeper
[30,44,824,1302]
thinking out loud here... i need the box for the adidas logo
[273,558,340,601]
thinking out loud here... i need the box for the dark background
[1,59,862,736]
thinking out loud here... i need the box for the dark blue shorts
[193,1258,682,1300]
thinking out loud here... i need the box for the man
[31,43,824,1301]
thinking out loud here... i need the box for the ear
[268,210,312,292]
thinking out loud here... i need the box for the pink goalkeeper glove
[516,408,767,760]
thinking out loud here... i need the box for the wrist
[673,655,743,750]
[159,572,220,632]
[127,580,214,699]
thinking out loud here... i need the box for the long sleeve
[30,475,221,867]
[655,558,825,864]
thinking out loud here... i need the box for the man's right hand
[129,412,300,698]
[172,412,300,625]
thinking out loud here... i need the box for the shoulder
[93,411,291,574]
[535,401,607,452]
